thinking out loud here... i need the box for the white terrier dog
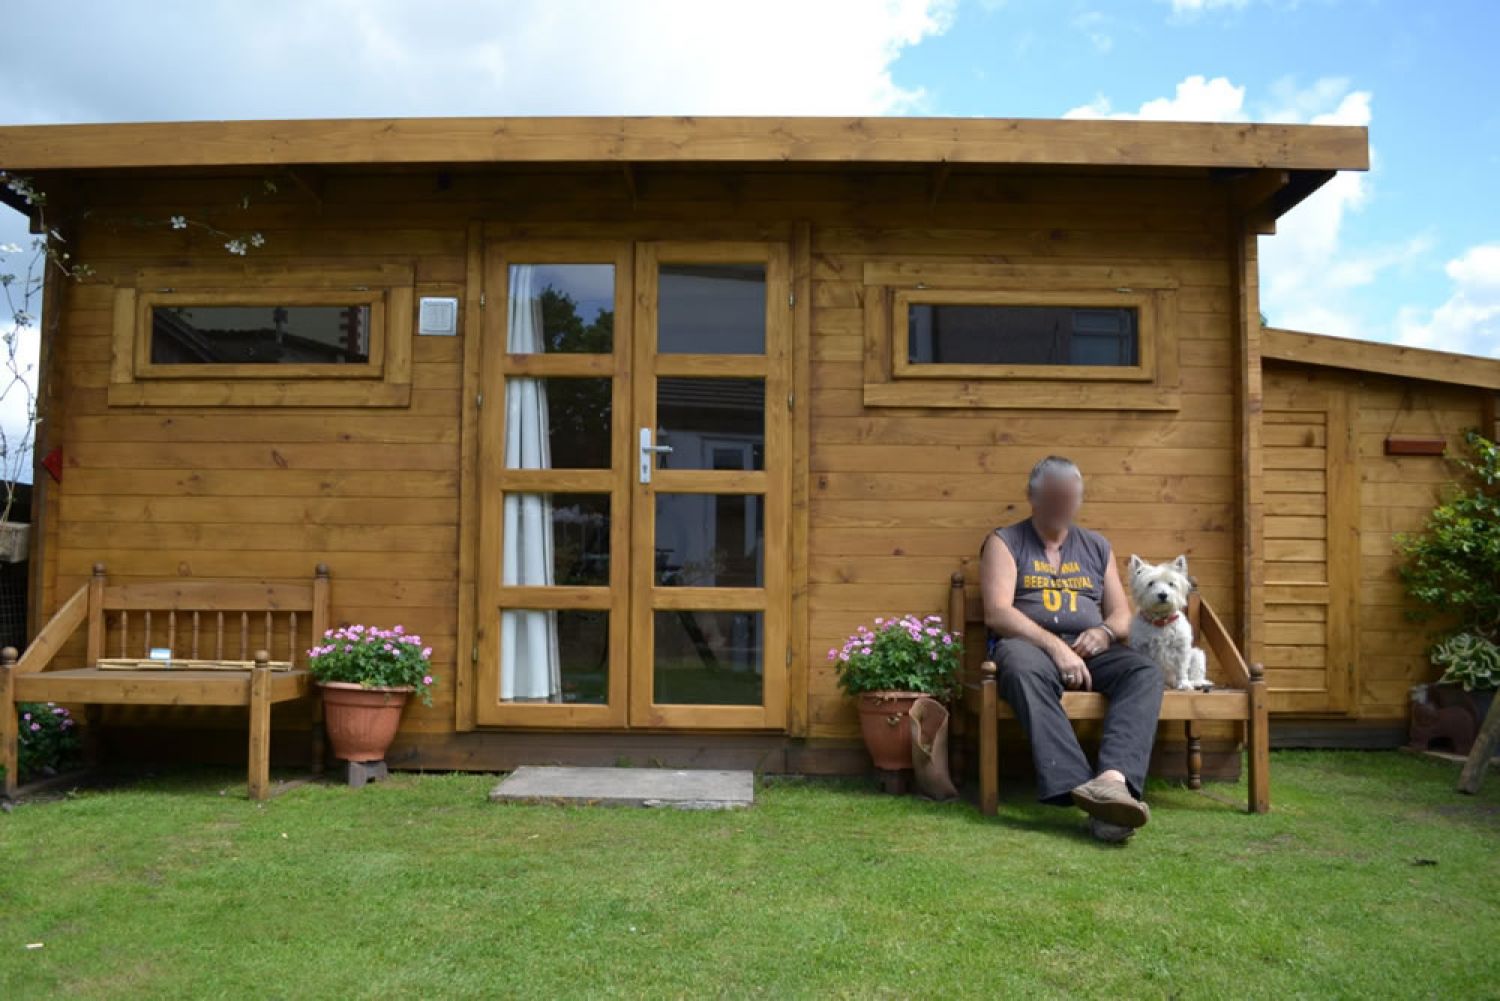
[1126,554,1209,691]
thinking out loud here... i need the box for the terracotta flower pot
[856,690,927,771]
[319,681,411,763]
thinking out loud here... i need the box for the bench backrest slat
[85,564,330,670]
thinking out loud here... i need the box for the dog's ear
[1128,553,1144,575]
[1172,554,1189,575]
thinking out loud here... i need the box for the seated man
[978,455,1164,843]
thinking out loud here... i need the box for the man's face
[1029,474,1083,530]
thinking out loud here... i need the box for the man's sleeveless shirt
[984,517,1113,649]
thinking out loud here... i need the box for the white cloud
[1063,74,1247,121]
[1071,11,1115,54]
[0,0,958,121]
[1165,0,1251,13]
[1396,244,1500,358]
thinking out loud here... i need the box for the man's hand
[1050,643,1092,691]
[1070,626,1112,660]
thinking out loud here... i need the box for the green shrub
[1396,430,1500,658]
[829,614,962,699]
[7,701,81,784]
[1430,632,1500,692]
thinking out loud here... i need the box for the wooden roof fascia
[0,115,1371,175]
[1263,326,1500,392]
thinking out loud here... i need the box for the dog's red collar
[1141,612,1180,627]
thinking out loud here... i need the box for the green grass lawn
[1,750,1498,999]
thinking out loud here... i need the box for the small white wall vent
[418,296,460,335]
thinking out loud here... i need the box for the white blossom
[170,215,187,230]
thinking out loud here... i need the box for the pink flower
[422,675,434,686]
[421,647,432,659]
[394,625,404,634]
[29,722,39,731]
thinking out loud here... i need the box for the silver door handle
[639,427,673,483]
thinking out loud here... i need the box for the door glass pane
[658,263,765,354]
[654,494,762,587]
[504,377,611,469]
[501,609,608,704]
[653,610,762,705]
[657,377,764,471]
[501,493,610,587]
[508,264,614,353]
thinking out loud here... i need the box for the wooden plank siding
[36,164,1253,763]
[1263,361,1494,722]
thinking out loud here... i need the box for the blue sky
[895,0,1500,354]
[1,0,1497,360]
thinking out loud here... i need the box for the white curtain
[500,265,562,701]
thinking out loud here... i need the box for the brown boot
[1070,776,1151,828]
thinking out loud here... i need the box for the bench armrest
[1197,596,1258,689]
[14,583,90,675]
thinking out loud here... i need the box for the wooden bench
[0,563,331,800]
[946,568,1270,814]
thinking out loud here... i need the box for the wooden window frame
[107,263,415,407]
[861,262,1180,410]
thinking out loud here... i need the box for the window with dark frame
[906,303,1139,368]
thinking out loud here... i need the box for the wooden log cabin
[0,115,1492,786]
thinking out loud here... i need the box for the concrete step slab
[489,765,754,810]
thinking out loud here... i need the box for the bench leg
[979,663,999,816]
[1247,664,1270,813]
[1184,720,1202,790]
[949,703,966,787]
[81,705,103,768]
[1,655,16,798]
[248,661,272,801]
[309,691,326,777]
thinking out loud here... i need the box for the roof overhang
[0,114,1368,172]
[1264,327,1500,392]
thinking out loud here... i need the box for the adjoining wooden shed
[1260,328,1500,745]
[4,113,1464,782]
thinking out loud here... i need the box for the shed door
[473,239,791,730]
[1262,384,1359,714]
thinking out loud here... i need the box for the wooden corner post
[0,646,17,797]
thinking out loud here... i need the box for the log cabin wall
[1263,360,1497,729]
[35,164,1249,770]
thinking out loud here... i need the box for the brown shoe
[1089,817,1136,843]
[1070,776,1151,828]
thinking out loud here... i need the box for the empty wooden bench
[947,567,1270,814]
[0,563,331,800]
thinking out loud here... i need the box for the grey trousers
[991,636,1165,805]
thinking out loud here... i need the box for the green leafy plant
[829,614,962,699]
[5,701,81,784]
[1430,632,1500,692]
[1396,430,1500,657]
[308,624,437,707]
